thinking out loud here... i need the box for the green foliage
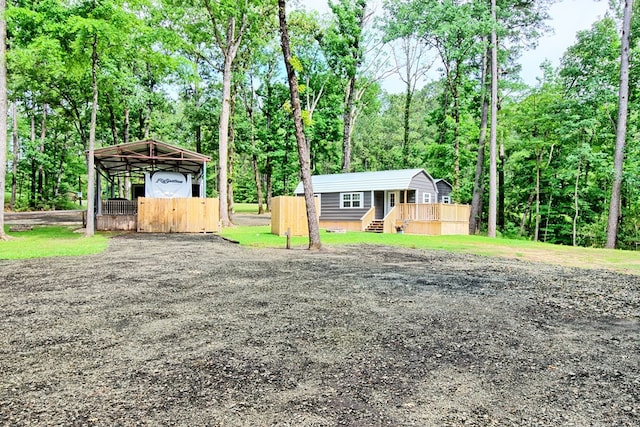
[4,0,639,250]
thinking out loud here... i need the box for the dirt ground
[1,213,639,426]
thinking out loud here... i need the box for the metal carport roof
[92,139,210,178]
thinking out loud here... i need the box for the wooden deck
[396,203,469,235]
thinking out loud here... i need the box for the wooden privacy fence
[137,197,219,233]
[271,196,319,237]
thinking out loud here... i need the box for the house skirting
[402,220,469,236]
[320,219,363,232]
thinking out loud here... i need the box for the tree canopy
[2,0,639,249]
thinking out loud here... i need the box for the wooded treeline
[3,0,639,249]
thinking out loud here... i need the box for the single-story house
[293,168,469,235]
[295,168,435,220]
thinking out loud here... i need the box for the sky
[296,0,612,91]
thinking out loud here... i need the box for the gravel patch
[0,233,639,426]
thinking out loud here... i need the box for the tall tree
[488,0,498,238]
[606,0,634,248]
[469,46,490,234]
[0,0,7,240]
[390,36,432,167]
[384,0,490,194]
[278,0,321,250]
[324,0,367,172]
[201,0,248,226]
[85,34,98,237]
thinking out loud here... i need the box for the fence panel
[271,196,319,237]
[137,197,219,233]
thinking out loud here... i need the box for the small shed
[92,139,219,233]
[434,179,453,203]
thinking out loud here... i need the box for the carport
[92,139,219,232]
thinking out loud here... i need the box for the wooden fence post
[286,227,291,249]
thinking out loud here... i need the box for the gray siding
[319,191,372,220]
[409,173,438,203]
[435,180,452,202]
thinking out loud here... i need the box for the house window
[341,192,363,208]
[389,192,396,208]
[442,195,451,204]
[422,192,432,204]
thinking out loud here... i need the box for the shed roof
[434,178,452,187]
[294,169,430,194]
[93,139,210,178]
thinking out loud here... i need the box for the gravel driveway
[0,232,639,426]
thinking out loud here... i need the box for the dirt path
[1,233,638,426]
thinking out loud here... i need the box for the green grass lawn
[220,225,640,275]
[0,226,109,260]
[4,216,639,275]
[233,203,264,214]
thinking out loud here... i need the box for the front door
[385,191,399,216]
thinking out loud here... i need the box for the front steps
[365,220,385,233]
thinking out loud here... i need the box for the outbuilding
[92,139,219,233]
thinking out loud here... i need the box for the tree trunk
[194,62,202,154]
[0,0,7,239]
[341,76,356,172]
[38,106,46,203]
[227,90,236,221]
[219,52,232,226]
[487,0,498,238]
[85,36,98,237]
[453,81,461,194]
[266,168,272,212]
[53,143,66,203]
[573,162,581,247]
[108,98,118,145]
[246,77,264,214]
[498,143,505,231]
[216,17,242,227]
[278,0,321,250]
[402,85,412,167]
[469,47,489,234]
[10,102,18,211]
[606,0,633,249]
[340,1,366,173]
[534,149,541,241]
[264,80,274,213]
[544,191,553,243]
[519,191,535,236]
[123,105,130,144]
[29,113,35,208]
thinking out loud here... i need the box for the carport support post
[202,163,206,198]
[96,173,102,215]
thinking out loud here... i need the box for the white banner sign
[145,172,192,198]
